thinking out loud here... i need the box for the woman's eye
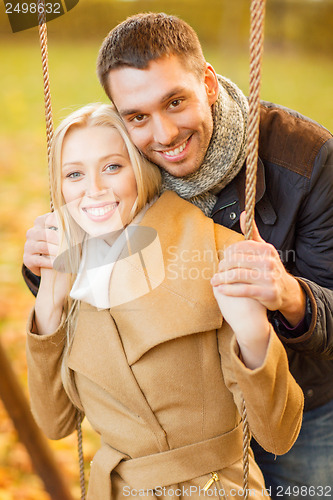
[67,171,81,179]
[105,164,121,172]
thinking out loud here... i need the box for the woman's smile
[61,125,138,242]
[82,202,119,221]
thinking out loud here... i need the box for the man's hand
[23,213,60,276]
[211,212,306,326]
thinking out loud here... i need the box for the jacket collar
[211,159,277,229]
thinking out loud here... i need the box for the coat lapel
[67,302,168,434]
[109,192,227,365]
[68,192,241,423]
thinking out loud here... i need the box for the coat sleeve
[277,138,333,359]
[22,264,40,297]
[218,323,304,455]
[26,307,79,439]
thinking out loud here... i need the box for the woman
[26,103,303,499]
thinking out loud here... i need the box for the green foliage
[1,0,333,54]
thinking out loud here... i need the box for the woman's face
[61,125,138,244]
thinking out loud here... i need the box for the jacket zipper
[203,472,220,491]
[203,472,227,500]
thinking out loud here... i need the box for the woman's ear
[204,63,219,106]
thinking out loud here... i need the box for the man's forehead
[107,57,200,112]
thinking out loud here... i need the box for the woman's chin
[83,224,124,241]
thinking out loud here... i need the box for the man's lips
[157,137,191,162]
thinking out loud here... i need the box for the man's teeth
[163,140,188,157]
[85,204,117,216]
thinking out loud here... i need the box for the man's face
[107,55,219,178]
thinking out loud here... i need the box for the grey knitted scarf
[161,75,249,216]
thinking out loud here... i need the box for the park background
[0,0,333,498]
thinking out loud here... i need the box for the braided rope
[242,1,266,498]
[37,0,54,211]
[37,2,86,498]
[37,1,264,498]
[245,0,266,240]
[241,398,251,499]
[76,411,87,500]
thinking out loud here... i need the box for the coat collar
[109,191,223,365]
[67,192,226,424]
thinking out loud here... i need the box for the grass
[0,38,332,499]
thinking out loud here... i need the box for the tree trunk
[0,338,74,500]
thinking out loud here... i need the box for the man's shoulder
[259,101,332,178]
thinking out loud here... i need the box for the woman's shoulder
[146,191,243,251]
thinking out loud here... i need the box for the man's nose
[152,114,179,146]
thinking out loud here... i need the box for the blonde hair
[49,103,162,408]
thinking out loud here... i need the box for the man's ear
[204,63,219,106]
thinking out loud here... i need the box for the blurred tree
[1,0,332,55]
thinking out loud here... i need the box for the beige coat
[26,192,303,499]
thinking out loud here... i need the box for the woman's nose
[86,174,108,197]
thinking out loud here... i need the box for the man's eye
[169,99,182,109]
[132,114,146,123]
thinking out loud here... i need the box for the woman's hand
[211,213,273,369]
[211,212,306,327]
[34,213,70,336]
[23,212,60,276]
[211,286,270,369]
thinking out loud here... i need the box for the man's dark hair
[97,12,206,100]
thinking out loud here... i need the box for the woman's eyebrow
[62,153,127,169]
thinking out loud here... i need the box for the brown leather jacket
[212,102,333,411]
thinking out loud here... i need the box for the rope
[245,0,266,240]
[37,0,54,211]
[242,1,266,499]
[76,411,87,500]
[36,1,265,498]
[241,399,251,499]
[37,2,86,498]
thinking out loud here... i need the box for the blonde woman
[26,103,303,499]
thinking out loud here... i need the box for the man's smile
[157,136,191,162]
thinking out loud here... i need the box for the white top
[70,198,157,309]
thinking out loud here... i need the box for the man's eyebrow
[119,87,186,117]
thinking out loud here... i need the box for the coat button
[306,389,314,398]
[230,212,237,220]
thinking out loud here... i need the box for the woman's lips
[82,202,118,221]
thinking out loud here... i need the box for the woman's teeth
[85,204,117,216]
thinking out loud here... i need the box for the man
[24,13,333,499]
